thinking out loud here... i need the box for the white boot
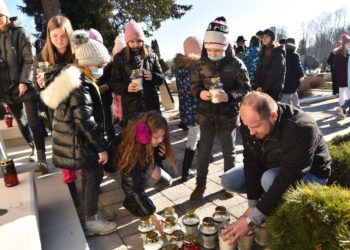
[85,213,118,236]
[98,202,115,221]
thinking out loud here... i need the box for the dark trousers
[196,123,236,185]
[7,101,45,151]
[81,164,104,217]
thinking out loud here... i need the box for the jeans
[7,101,45,151]
[196,123,236,185]
[81,164,104,217]
[280,93,300,109]
[221,164,328,193]
[186,125,200,150]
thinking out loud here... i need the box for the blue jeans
[221,164,328,193]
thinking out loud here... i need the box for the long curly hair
[116,111,176,172]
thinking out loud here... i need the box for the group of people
[174,16,331,244]
[0,0,171,236]
[0,0,333,244]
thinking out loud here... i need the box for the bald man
[221,91,331,244]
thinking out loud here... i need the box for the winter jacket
[173,54,199,126]
[110,46,164,120]
[190,45,250,130]
[120,145,164,217]
[283,43,304,94]
[243,46,260,85]
[97,61,113,106]
[241,103,331,216]
[333,47,349,88]
[327,50,338,94]
[0,17,37,103]
[255,45,286,99]
[41,64,108,170]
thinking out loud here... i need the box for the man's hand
[200,90,211,101]
[221,216,251,245]
[98,151,108,165]
[256,87,263,92]
[18,83,28,96]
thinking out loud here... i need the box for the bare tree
[302,7,348,66]
[276,26,287,41]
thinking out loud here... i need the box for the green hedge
[267,184,350,250]
[327,133,350,187]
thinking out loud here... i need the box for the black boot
[68,182,80,208]
[181,148,196,182]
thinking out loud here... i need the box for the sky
[7,0,350,60]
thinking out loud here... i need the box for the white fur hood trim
[41,65,82,109]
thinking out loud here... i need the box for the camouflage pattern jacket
[190,45,250,130]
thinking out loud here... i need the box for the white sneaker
[85,213,118,236]
[97,206,115,221]
[336,107,346,119]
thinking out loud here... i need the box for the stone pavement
[87,94,348,250]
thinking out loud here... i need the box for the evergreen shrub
[267,184,350,250]
[327,133,350,187]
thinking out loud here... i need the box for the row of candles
[138,206,269,250]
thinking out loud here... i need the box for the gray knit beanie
[0,0,9,17]
[71,30,110,67]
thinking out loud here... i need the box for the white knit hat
[70,30,110,67]
[203,16,229,50]
[0,0,9,17]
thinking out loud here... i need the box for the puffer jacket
[173,54,199,126]
[255,45,286,99]
[40,64,108,170]
[190,44,250,130]
[241,103,331,216]
[333,46,349,88]
[110,46,164,120]
[283,43,304,94]
[0,17,36,103]
[120,145,164,217]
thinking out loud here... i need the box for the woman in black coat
[255,27,286,101]
[110,20,164,123]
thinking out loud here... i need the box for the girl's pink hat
[112,33,126,56]
[124,20,146,43]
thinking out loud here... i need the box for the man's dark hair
[286,37,296,44]
[241,91,278,119]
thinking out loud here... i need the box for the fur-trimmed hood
[41,65,82,109]
[285,43,296,52]
[173,53,199,68]
[334,46,349,56]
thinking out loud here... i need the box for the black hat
[236,36,246,43]
[263,27,276,41]
[250,35,261,47]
